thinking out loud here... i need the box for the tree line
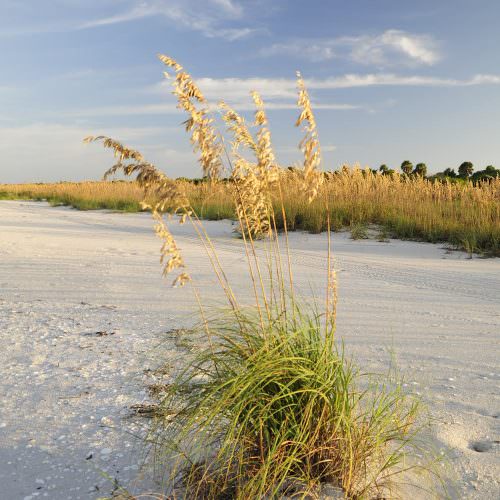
[377,161,500,182]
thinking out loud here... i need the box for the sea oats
[220,100,257,153]
[221,94,278,238]
[295,72,323,203]
[159,54,223,179]
[84,135,190,285]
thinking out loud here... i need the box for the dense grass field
[1,168,499,256]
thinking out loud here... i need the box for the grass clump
[77,53,447,498]
[350,221,369,240]
[154,310,437,499]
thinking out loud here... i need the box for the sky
[1,0,500,182]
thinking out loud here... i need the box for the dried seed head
[251,91,276,173]
[232,158,272,239]
[154,212,190,284]
[158,54,183,73]
[84,135,190,286]
[327,268,338,327]
[221,92,279,239]
[159,54,223,179]
[84,136,144,164]
[295,72,323,203]
[220,101,257,153]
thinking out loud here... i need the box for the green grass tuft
[151,309,445,499]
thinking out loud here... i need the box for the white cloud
[69,71,500,118]
[79,3,155,28]
[40,70,500,122]
[153,76,362,108]
[33,69,500,124]
[0,0,254,40]
[468,74,500,85]
[195,77,298,100]
[350,30,440,66]
[210,0,243,16]
[197,73,500,93]
[79,0,256,40]
[153,72,500,99]
[65,100,359,118]
[263,30,441,67]
[308,73,500,88]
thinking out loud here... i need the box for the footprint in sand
[469,440,499,453]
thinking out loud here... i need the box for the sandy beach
[0,200,498,499]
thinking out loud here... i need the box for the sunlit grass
[2,171,499,255]
[151,309,444,499]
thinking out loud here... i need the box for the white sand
[0,200,498,499]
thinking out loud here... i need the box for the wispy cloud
[19,71,500,122]
[152,72,500,101]
[152,76,362,108]
[65,101,360,118]
[79,3,156,28]
[307,73,500,88]
[0,0,256,40]
[79,0,257,40]
[351,30,440,65]
[262,30,441,67]
[211,0,243,16]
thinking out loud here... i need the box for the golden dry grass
[0,180,145,211]
[2,170,499,255]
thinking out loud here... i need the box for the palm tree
[458,161,474,179]
[400,160,413,175]
[414,163,427,177]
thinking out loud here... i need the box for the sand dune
[0,200,498,499]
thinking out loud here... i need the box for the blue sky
[1,0,499,182]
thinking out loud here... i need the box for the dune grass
[151,309,443,499]
[2,172,499,255]
[73,53,452,498]
[2,53,452,498]
[0,181,144,211]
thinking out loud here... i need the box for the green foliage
[434,164,499,185]
[46,195,142,212]
[461,233,478,259]
[378,164,395,176]
[458,161,474,179]
[443,168,457,178]
[350,221,369,240]
[376,227,391,242]
[400,160,413,175]
[0,190,37,201]
[414,163,427,177]
[153,310,442,499]
[471,165,500,183]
